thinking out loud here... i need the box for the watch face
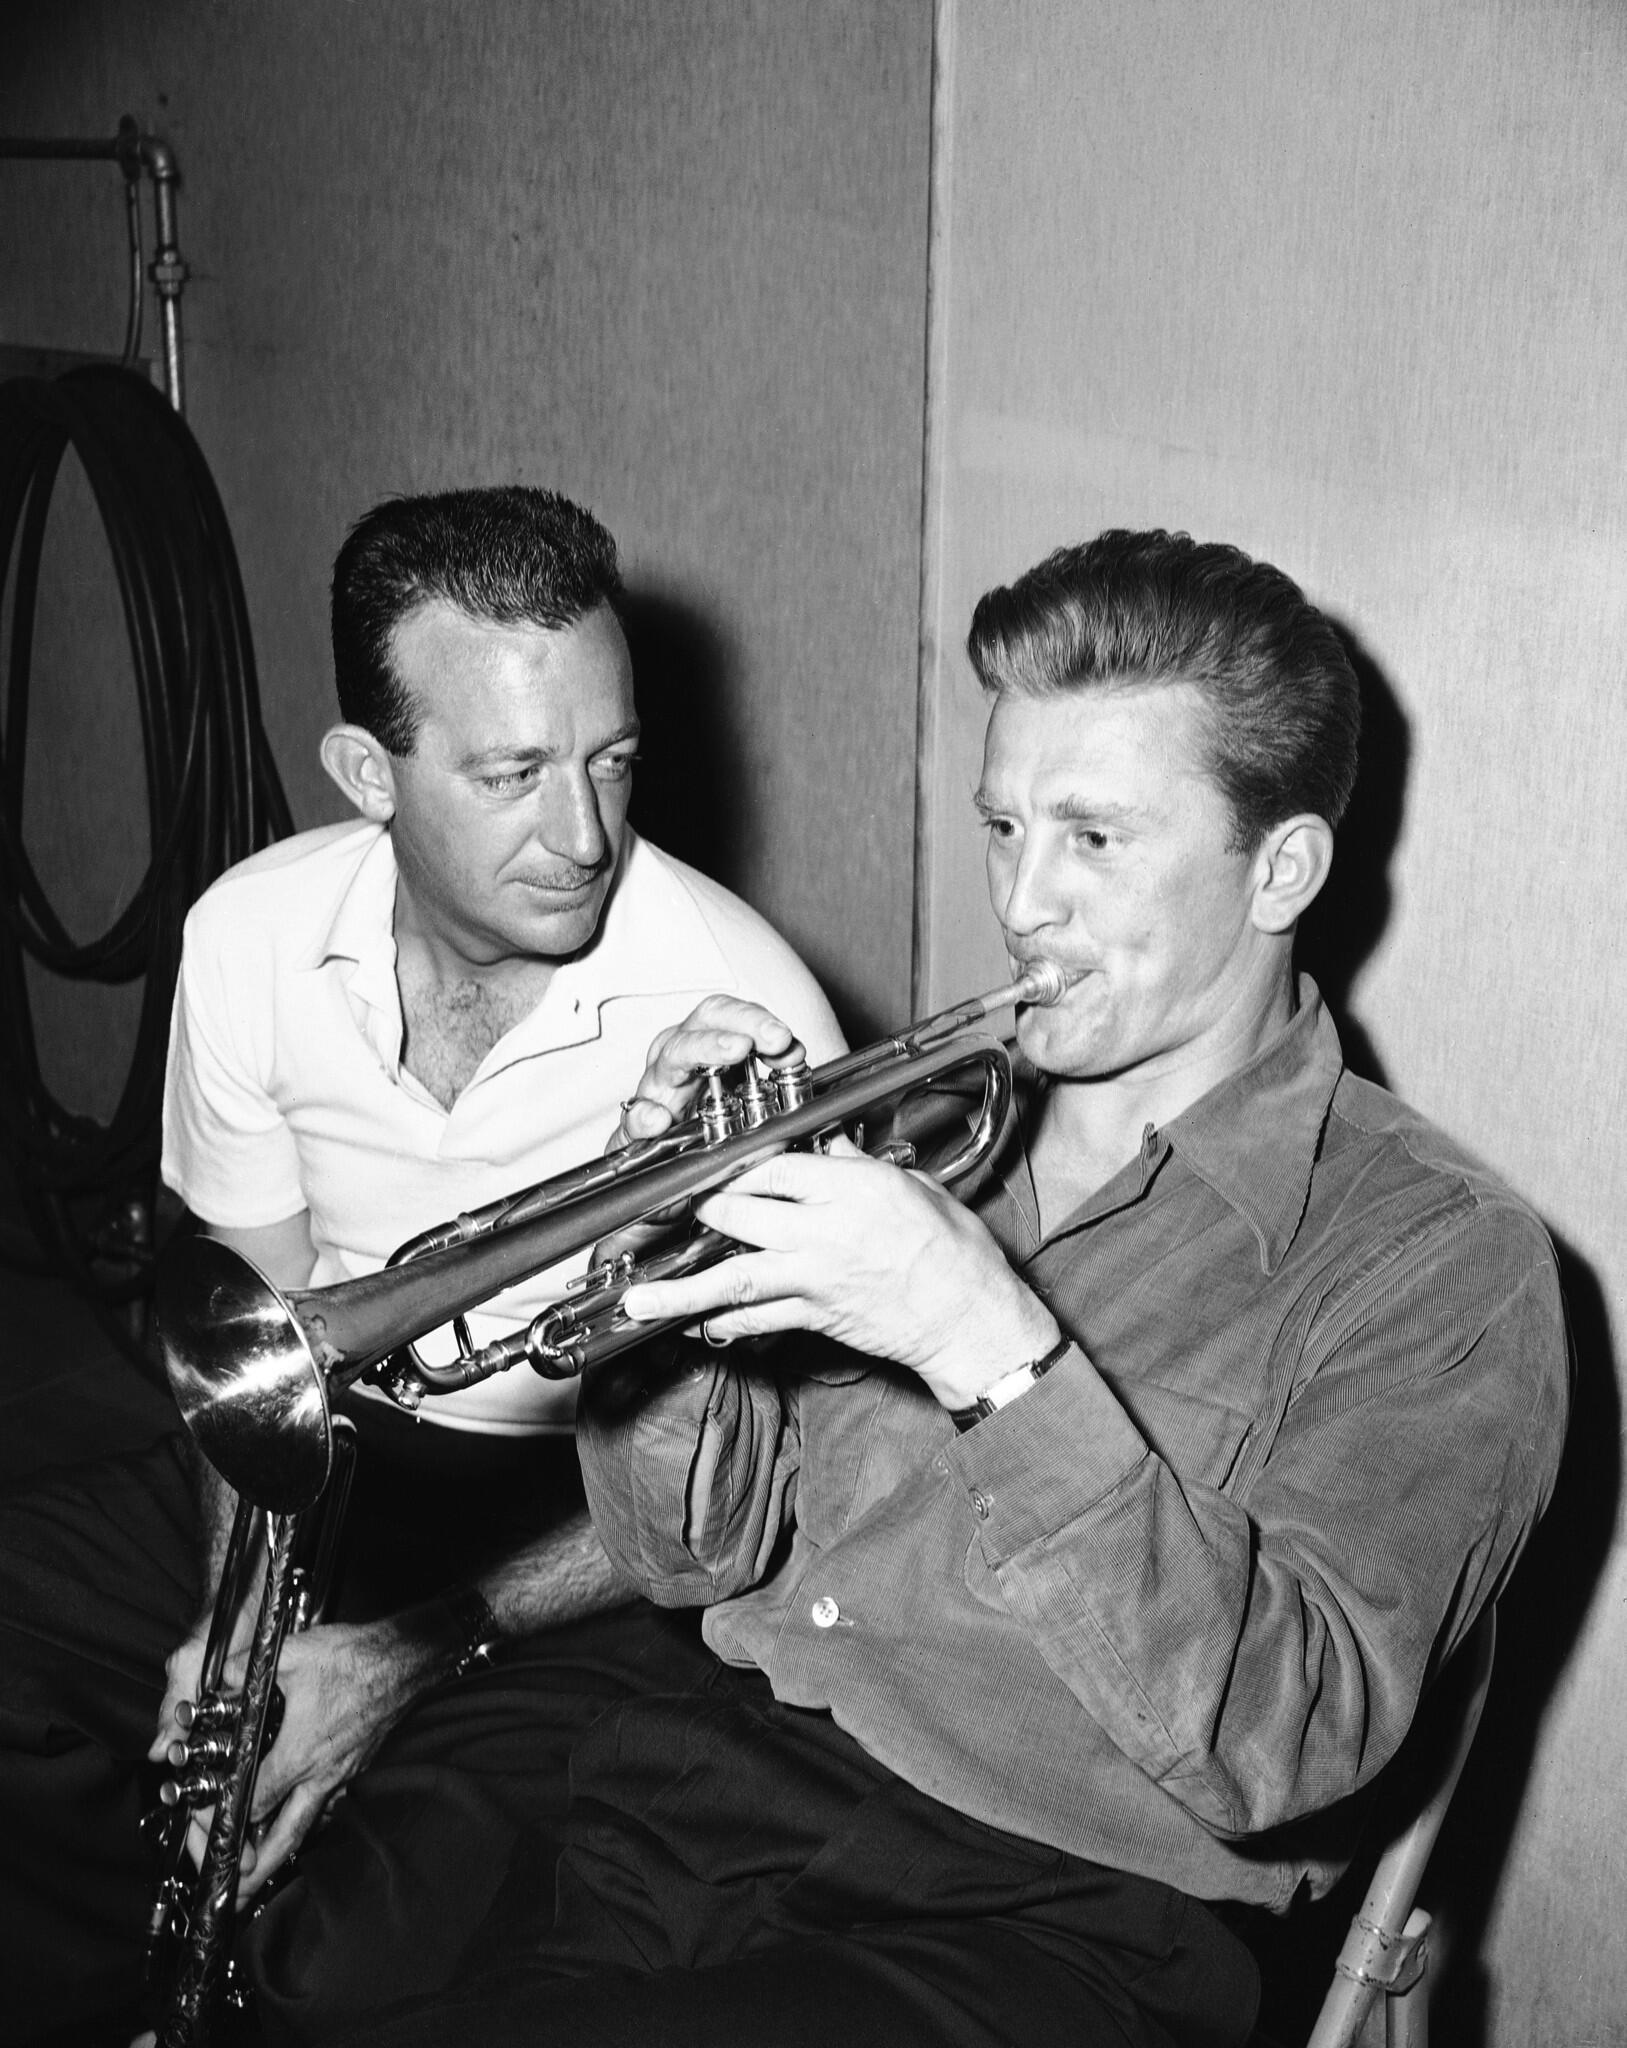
[956,1339,1069,1431]
[981,1373,1020,1413]
[989,1337,1071,1411]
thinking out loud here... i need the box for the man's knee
[242,1604,704,2046]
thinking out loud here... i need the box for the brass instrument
[145,962,1071,2043]
[145,1422,356,2047]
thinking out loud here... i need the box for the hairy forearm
[357,1507,634,1718]
[475,1504,633,1636]
[239,1506,639,1876]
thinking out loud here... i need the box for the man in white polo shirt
[0,486,842,2045]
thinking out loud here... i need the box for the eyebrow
[457,720,641,772]
[972,787,1145,827]
[1051,793,1144,826]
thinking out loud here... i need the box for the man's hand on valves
[612,996,1062,1416]
[622,1135,1057,1413]
[613,994,809,1148]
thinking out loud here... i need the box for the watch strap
[442,1584,503,1680]
[950,1334,1072,1433]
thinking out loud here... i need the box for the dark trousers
[0,1421,1258,2048]
[334,1656,1258,2048]
[0,1408,615,2046]
[0,1430,200,2046]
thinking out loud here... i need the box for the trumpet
[157,961,1073,1515]
[144,1424,356,2046]
[146,962,1071,2044]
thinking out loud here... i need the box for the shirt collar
[543,827,737,1017]
[303,823,737,1051]
[310,823,399,971]
[1160,975,1344,1273]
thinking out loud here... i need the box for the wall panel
[2,0,933,1082]
[920,3,1625,2039]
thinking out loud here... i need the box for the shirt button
[810,1595,841,1629]
[970,1489,993,1519]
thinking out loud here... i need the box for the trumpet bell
[158,1237,333,1512]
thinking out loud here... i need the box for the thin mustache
[514,865,607,892]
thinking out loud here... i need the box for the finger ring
[702,1321,734,1349]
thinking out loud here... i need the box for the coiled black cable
[0,364,292,1351]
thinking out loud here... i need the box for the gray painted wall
[8,1,1622,2037]
[2,0,933,1116]
[918,5,1626,2039]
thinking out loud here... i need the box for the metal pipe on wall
[0,115,189,414]
[141,136,187,416]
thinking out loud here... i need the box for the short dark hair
[966,528,1360,846]
[331,486,625,753]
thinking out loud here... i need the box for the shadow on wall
[1427,1238,1619,2048]
[1295,624,1410,1089]
[617,584,880,1043]
[1278,627,1620,2045]
[621,587,749,889]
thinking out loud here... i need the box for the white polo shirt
[161,820,846,1433]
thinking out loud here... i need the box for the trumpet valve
[770,1057,814,1110]
[174,1694,235,1735]
[698,1068,743,1143]
[168,1732,233,1769]
[160,1767,226,1809]
[738,1063,775,1128]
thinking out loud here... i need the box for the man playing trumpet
[343,529,1570,2048]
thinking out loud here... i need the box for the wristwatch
[442,1584,503,1680]
[949,1334,1072,1433]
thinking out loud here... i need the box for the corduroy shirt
[578,982,1569,1909]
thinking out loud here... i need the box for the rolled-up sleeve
[577,1345,802,1607]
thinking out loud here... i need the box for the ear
[1249,813,1334,935]
[320,724,398,822]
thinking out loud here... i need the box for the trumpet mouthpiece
[1013,960,1074,1007]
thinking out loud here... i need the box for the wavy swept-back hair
[966,528,1360,847]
